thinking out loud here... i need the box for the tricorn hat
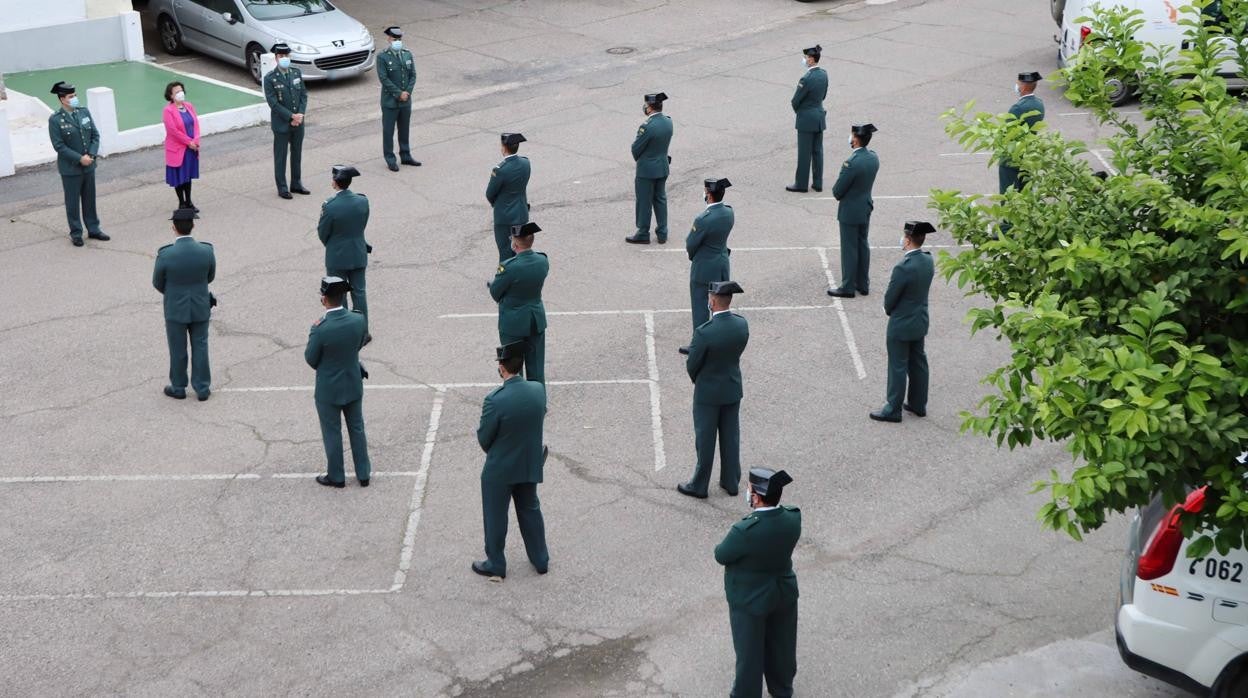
[496,341,526,361]
[332,164,361,181]
[510,222,541,237]
[644,92,668,105]
[904,220,936,236]
[1018,71,1042,83]
[501,132,527,147]
[320,276,351,296]
[851,123,878,136]
[748,468,793,497]
[709,280,744,296]
[50,81,75,96]
[271,43,292,55]
[704,178,732,195]
[170,208,198,222]
[803,45,822,57]
[383,26,403,39]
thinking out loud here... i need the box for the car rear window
[244,0,336,21]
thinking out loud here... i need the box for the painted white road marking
[643,312,667,472]
[440,304,837,319]
[391,388,445,591]
[1092,149,1119,175]
[817,248,868,380]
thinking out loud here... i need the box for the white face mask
[801,57,809,68]
[900,236,908,249]
[744,487,753,508]
[173,91,185,102]
[278,57,291,69]
[1013,83,1021,96]
[848,137,855,148]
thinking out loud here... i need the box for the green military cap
[496,341,526,361]
[709,280,744,296]
[320,276,351,296]
[1018,71,1042,83]
[904,220,936,236]
[748,468,793,497]
[510,222,541,237]
[50,81,75,96]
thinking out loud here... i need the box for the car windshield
[244,0,335,21]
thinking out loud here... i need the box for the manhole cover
[606,47,635,55]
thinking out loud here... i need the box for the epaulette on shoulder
[536,251,548,258]
[782,504,800,512]
[157,243,173,252]
[199,241,213,247]
[358,192,368,198]
[733,517,760,531]
[351,309,364,315]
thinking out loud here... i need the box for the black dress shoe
[719,483,739,496]
[903,403,926,417]
[785,185,808,193]
[827,288,855,298]
[812,186,823,192]
[87,231,110,241]
[678,345,690,355]
[187,201,200,213]
[316,474,345,488]
[196,390,210,402]
[362,334,373,348]
[869,410,902,423]
[359,478,370,487]
[387,162,400,172]
[857,289,869,296]
[624,234,650,244]
[291,185,311,195]
[163,385,186,400]
[472,561,504,579]
[71,238,84,247]
[278,190,293,199]
[656,236,667,244]
[676,483,708,499]
[401,158,421,166]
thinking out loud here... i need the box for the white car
[1053,0,1247,105]
[1117,485,1248,695]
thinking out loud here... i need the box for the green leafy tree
[933,0,1248,557]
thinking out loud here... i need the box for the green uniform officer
[153,208,215,401]
[683,178,733,351]
[264,43,309,199]
[377,26,421,171]
[871,221,936,423]
[47,81,109,247]
[318,165,373,346]
[305,276,372,487]
[473,342,550,580]
[485,133,531,262]
[999,71,1046,194]
[714,468,801,698]
[488,222,548,384]
[827,123,880,299]
[625,92,673,244]
[679,281,749,499]
[787,46,827,193]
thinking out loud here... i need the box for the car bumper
[290,48,375,81]
[1116,603,1215,694]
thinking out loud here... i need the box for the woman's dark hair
[164,81,185,103]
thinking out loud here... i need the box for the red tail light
[1138,487,1207,581]
[1079,25,1093,49]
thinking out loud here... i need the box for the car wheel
[1050,0,1067,26]
[1213,659,1248,698]
[1106,75,1134,106]
[158,14,189,56]
[246,44,265,85]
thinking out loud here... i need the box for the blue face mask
[391,40,403,51]
[67,96,80,108]
[278,57,291,69]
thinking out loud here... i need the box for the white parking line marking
[0,471,422,484]
[391,388,445,591]
[817,248,867,380]
[440,304,836,319]
[0,588,396,602]
[641,245,970,253]
[643,312,667,472]
[220,379,652,394]
[1092,149,1119,175]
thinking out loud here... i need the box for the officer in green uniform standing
[678,281,749,499]
[625,92,673,244]
[473,341,550,580]
[682,178,733,354]
[377,26,421,172]
[485,132,531,262]
[47,81,110,247]
[264,43,309,199]
[787,46,827,193]
[827,123,880,299]
[153,208,215,401]
[305,276,372,487]
[871,221,936,423]
[318,165,373,346]
[488,222,548,384]
[999,71,1045,194]
[714,468,801,698]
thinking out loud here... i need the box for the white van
[1052,0,1246,104]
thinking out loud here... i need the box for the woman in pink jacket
[163,81,201,212]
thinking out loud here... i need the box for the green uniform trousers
[273,125,305,193]
[381,104,412,166]
[689,401,741,495]
[690,280,710,331]
[494,223,517,263]
[500,330,545,384]
[884,336,929,417]
[838,222,871,294]
[634,176,668,240]
[729,601,798,698]
[327,267,368,319]
[794,131,823,190]
[61,172,101,239]
[316,399,371,484]
[166,320,211,395]
[480,480,549,576]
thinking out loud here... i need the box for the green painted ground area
[6,62,263,131]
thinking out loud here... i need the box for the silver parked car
[149,0,375,84]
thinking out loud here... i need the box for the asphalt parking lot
[0,0,1192,695]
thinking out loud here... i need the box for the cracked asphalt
[0,0,1192,695]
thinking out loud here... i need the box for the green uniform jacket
[714,506,801,615]
[687,203,733,283]
[152,237,216,323]
[477,375,547,484]
[790,66,827,133]
[48,107,100,176]
[687,311,749,405]
[631,112,673,179]
[884,249,935,341]
[318,189,371,271]
[831,148,879,224]
[304,308,368,405]
[377,47,416,109]
[486,155,531,226]
[490,249,548,337]
[264,67,308,133]
[1009,94,1045,128]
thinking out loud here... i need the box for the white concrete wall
[0,6,142,73]
[86,0,130,19]
[0,0,87,31]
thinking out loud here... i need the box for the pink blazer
[163,101,200,168]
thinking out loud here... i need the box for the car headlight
[289,42,320,55]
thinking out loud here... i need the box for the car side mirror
[222,11,236,24]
